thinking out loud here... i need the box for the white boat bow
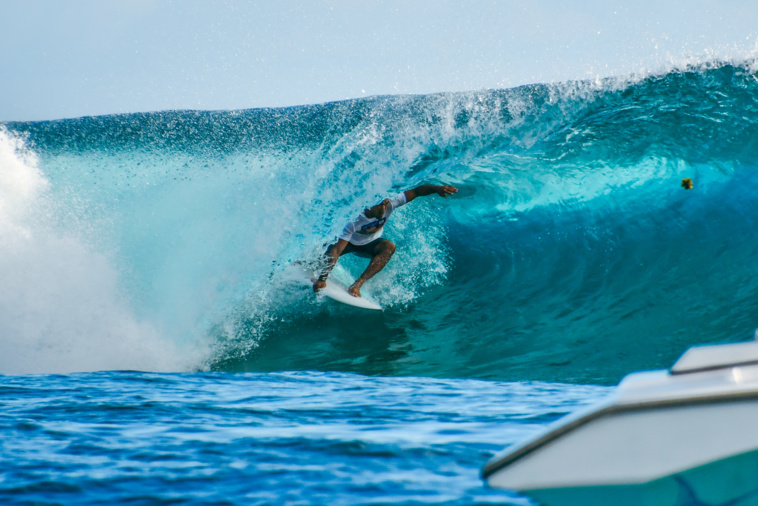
[482,336,758,506]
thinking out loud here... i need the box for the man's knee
[380,241,396,256]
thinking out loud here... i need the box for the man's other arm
[313,238,349,291]
[404,184,458,203]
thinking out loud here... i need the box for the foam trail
[0,129,206,374]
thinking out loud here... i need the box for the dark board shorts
[342,238,390,258]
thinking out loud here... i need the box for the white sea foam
[0,129,206,375]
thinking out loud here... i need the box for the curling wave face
[3,61,758,382]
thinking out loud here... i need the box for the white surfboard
[293,263,381,310]
[317,277,382,311]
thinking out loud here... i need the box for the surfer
[313,184,458,297]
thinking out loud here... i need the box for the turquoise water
[2,60,758,503]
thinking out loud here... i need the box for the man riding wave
[313,184,458,297]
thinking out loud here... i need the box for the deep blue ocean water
[0,371,606,505]
[2,60,758,504]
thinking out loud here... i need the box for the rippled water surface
[0,371,607,505]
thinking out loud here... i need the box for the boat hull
[525,447,758,506]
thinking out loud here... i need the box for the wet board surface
[289,263,383,310]
[317,278,382,311]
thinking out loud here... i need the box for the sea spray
[0,128,205,374]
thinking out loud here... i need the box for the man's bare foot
[348,283,362,297]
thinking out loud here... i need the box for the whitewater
[2,60,758,504]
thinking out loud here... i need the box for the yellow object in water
[681,178,693,190]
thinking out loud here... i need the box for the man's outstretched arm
[404,184,458,203]
[313,238,349,292]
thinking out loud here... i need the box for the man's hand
[313,280,327,292]
[436,184,458,197]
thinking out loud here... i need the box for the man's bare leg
[348,241,396,297]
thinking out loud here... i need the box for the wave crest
[3,61,758,381]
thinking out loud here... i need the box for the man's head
[365,198,390,219]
